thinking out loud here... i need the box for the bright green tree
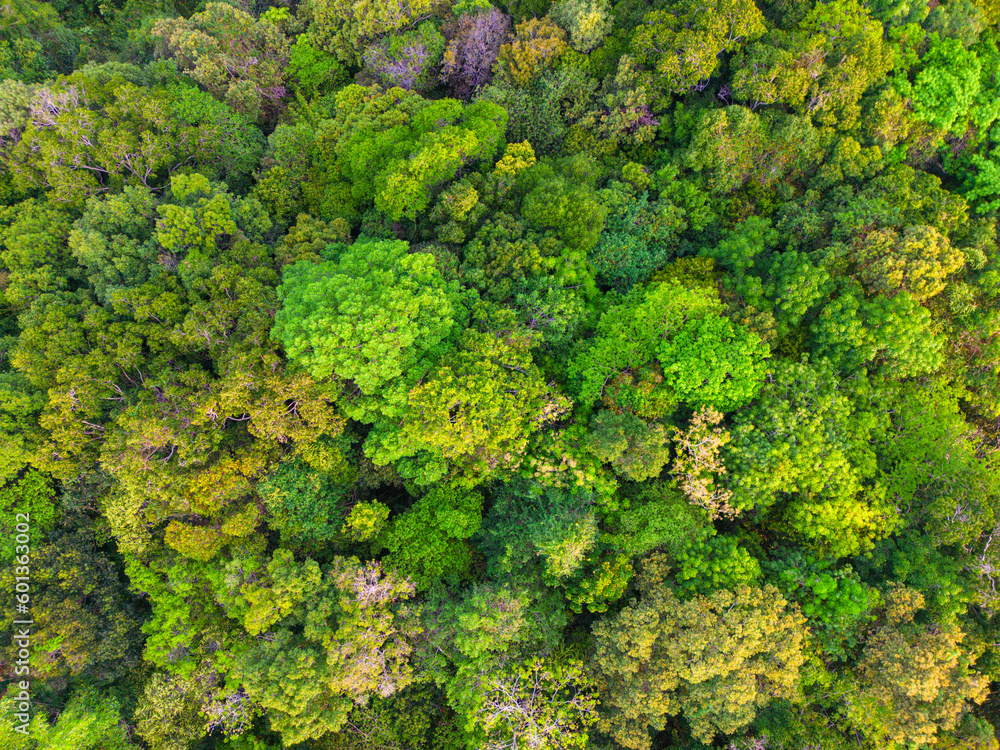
[569,280,768,415]
[272,239,463,398]
[378,486,484,589]
[722,358,895,557]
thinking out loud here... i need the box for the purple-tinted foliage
[628,107,659,133]
[364,42,430,91]
[262,84,287,103]
[441,8,511,98]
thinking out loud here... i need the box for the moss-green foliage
[378,486,484,589]
[258,457,347,545]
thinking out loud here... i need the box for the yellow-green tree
[853,224,966,302]
[591,556,807,748]
[365,330,572,487]
[306,0,437,65]
[844,587,989,748]
[631,0,766,98]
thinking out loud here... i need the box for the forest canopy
[3,0,1000,749]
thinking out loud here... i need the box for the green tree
[569,279,768,415]
[764,550,878,659]
[307,0,437,65]
[584,410,670,481]
[366,330,572,487]
[0,198,77,312]
[1,684,132,750]
[722,358,895,557]
[378,486,484,589]
[631,0,766,98]
[273,239,463,399]
[811,291,945,378]
[902,36,985,133]
[550,0,613,53]
[68,186,160,306]
[452,654,598,750]
[328,87,508,221]
[588,187,682,292]
[258,457,348,545]
[231,556,421,745]
[0,529,143,683]
[7,75,264,201]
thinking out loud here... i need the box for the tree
[810,291,945,378]
[260,85,507,223]
[0,198,77,312]
[272,239,463,399]
[845,587,989,748]
[333,88,508,221]
[363,21,447,93]
[550,0,613,53]
[365,330,572,487]
[903,36,984,134]
[591,558,807,748]
[793,0,895,128]
[307,0,438,65]
[765,550,878,659]
[440,8,511,97]
[0,683,132,749]
[602,482,707,560]
[378,486,484,589]
[454,654,599,750]
[588,187,681,292]
[7,75,264,201]
[682,107,820,193]
[494,17,568,86]
[670,406,737,519]
[0,528,144,683]
[152,2,290,121]
[258,457,348,545]
[630,0,766,97]
[287,32,349,98]
[852,224,965,302]
[477,480,600,582]
[68,186,160,306]
[478,64,598,156]
[877,380,1000,552]
[0,0,78,84]
[576,56,659,155]
[584,410,670,481]
[722,358,895,557]
[133,669,215,750]
[231,556,421,746]
[569,279,768,415]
